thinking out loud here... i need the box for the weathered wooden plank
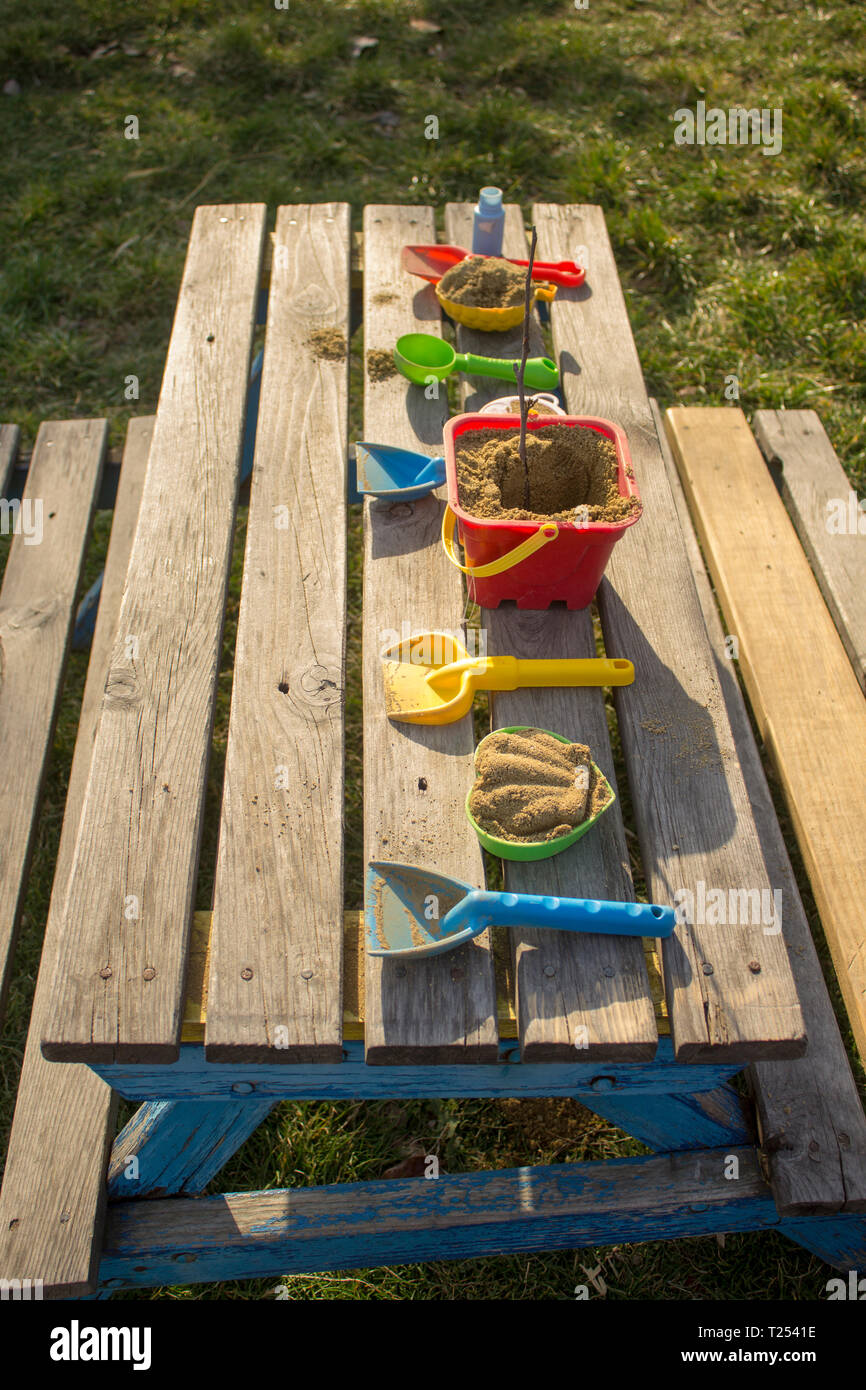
[186,908,520,1044]
[665,404,866,1065]
[652,399,866,1214]
[753,409,866,693]
[97,1146,776,1289]
[782,1215,866,1271]
[586,1084,754,1152]
[0,417,152,1298]
[0,419,106,1020]
[41,205,267,1063]
[205,204,349,1063]
[0,422,19,495]
[534,204,806,1062]
[361,205,498,1064]
[107,1099,276,1197]
[444,202,657,1062]
[93,1037,742,1103]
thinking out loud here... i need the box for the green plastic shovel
[394,333,559,391]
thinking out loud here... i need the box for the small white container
[477,393,565,417]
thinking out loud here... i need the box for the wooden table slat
[653,400,866,1215]
[444,202,657,1060]
[666,404,866,1065]
[206,203,350,1062]
[0,419,106,1019]
[0,418,152,1295]
[753,409,866,693]
[361,205,499,1063]
[534,204,806,1061]
[41,205,267,1062]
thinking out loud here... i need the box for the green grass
[1,0,865,1301]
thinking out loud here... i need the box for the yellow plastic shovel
[382,633,634,725]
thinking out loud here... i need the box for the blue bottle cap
[478,186,503,212]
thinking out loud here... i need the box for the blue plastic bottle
[472,187,505,256]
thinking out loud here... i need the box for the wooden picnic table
[1,202,865,1296]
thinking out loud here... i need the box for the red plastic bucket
[442,413,642,610]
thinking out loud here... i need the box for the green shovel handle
[456,352,559,391]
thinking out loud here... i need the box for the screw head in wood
[99,967,112,979]
[300,969,313,980]
[701,962,714,975]
[143,967,156,981]
[241,967,253,981]
[748,960,761,973]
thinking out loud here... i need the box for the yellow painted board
[181,913,666,1044]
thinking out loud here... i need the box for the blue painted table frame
[89,1040,866,1291]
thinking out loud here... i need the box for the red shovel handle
[509,259,586,288]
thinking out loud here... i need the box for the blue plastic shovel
[366,861,676,959]
[354,441,446,501]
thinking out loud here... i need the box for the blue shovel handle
[414,456,446,486]
[463,891,676,937]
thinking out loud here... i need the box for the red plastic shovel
[402,243,586,288]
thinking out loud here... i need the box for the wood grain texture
[653,399,866,1214]
[665,404,866,1066]
[535,204,806,1062]
[753,409,866,693]
[586,1083,753,1152]
[107,1098,276,1197]
[92,1036,742,1101]
[0,417,151,1298]
[42,205,267,1063]
[444,203,657,1061]
[97,1146,775,1289]
[0,419,106,1020]
[361,205,498,1064]
[0,423,19,495]
[206,205,349,1063]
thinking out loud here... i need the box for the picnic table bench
[1,202,864,1297]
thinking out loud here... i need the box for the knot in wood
[104,666,142,707]
[4,595,61,631]
[295,662,341,708]
[295,286,333,315]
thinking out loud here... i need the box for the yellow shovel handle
[442,505,559,578]
[532,283,558,304]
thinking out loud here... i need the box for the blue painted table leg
[583,1083,754,1151]
[108,1099,276,1199]
[779,1215,866,1273]
[72,572,104,651]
